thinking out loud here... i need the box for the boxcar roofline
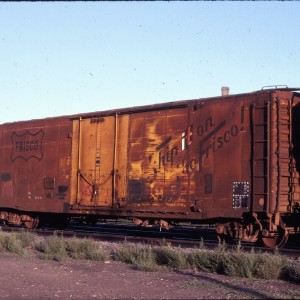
[2,88,300,126]
[71,88,300,120]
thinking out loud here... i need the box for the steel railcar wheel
[257,224,289,248]
[24,217,39,229]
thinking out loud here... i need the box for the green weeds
[0,231,36,255]
[35,234,67,261]
[35,234,109,262]
[65,237,108,261]
[0,231,299,285]
[114,241,300,284]
[113,242,162,271]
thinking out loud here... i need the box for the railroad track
[1,222,300,258]
[1,222,218,246]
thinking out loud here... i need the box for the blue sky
[1,1,300,123]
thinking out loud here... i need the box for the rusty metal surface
[69,90,281,220]
[0,117,72,213]
[67,88,300,223]
[1,88,300,227]
[122,94,254,219]
[70,116,115,207]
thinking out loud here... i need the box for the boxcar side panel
[127,107,189,210]
[123,95,257,220]
[0,126,14,206]
[188,97,251,219]
[0,118,72,213]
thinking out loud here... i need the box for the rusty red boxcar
[1,87,300,247]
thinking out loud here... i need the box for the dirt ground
[0,253,299,299]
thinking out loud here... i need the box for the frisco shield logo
[11,129,44,161]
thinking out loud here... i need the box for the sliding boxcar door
[70,116,115,207]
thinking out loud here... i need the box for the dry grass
[65,237,108,261]
[0,231,299,284]
[35,234,109,262]
[0,231,36,255]
[114,241,298,283]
